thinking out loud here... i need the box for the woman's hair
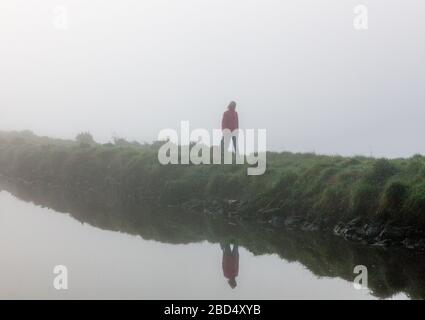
[228,101,237,110]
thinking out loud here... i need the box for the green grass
[1,130,425,228]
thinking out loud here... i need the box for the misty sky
[1,0,424,158]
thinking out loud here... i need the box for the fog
[1,0,424,158]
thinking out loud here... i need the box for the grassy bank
[1,130,425,230]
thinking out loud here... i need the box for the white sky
[1,0,424,157]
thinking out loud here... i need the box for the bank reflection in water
[1,177,425,299]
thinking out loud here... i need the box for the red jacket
[221,110,239,132]
[222,254,239,279]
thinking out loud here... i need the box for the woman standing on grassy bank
[221,101,239,153]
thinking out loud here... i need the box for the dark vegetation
[1,130,425,245]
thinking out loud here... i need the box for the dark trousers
[221,136,237,153]
[221,242,239,256]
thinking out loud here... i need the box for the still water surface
[0,191,412,300]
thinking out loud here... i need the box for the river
[0,183,421,300]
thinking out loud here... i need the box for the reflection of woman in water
[221,242,239,289]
